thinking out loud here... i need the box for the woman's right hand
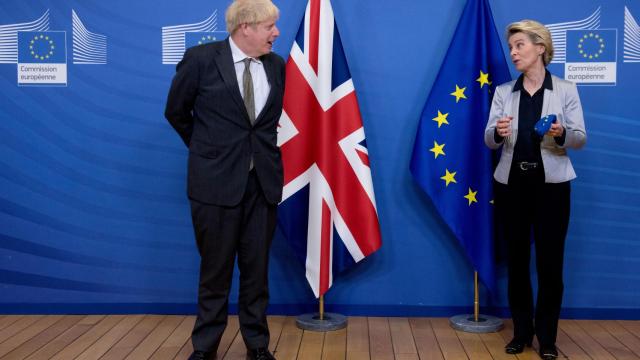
[496,116,513,138]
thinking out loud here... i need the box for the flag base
[449,314,503,333]
[296,312,347,332]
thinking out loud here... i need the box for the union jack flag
[277,0,382,298]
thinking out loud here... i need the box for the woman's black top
[511,70,553,164]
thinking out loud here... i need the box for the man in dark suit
[164,1,284,359]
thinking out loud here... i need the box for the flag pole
[474,271,480,322]
[319,295,324,320]
[449,270,503,333]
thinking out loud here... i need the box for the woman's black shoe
[539,345,558,359]
[504,338,531,354]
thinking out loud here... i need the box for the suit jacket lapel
[510,88,520,131]
[213,39,250,123]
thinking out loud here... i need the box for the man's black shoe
[539,345,558,359]
[247,347,276,360]
[504,338,532,354]
[189,351,212,360]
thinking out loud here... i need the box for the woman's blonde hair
[226,0,279,34]
[506,19,554,66]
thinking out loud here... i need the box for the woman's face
[508,32,545,73]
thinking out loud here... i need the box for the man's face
[243,19,279,57]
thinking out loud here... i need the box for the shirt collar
[228,36,262,65]
[512,69,553,92]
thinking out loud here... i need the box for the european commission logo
[0,9,107,87]
[543,5,640,86]
[565,29,617,85]
[543,7,617,86]
[185,31,226,49]
[161,11,227,64]
[18,31,67,86]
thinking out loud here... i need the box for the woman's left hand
[547,122,564,138]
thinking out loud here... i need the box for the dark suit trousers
[189,170,277,352]
[496,166,570,347]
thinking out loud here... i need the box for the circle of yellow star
[432,110,449,128]
[30,34,55,61]
[464,187,478,206]
[579,33,605,60]
[476,71,491,88]
[450,85,467,103]
[440,169,457,187]
[429,141,445,159]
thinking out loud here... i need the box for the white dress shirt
[229,37,271,121]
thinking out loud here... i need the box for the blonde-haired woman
[485,20,586,360]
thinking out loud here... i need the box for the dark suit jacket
[165,38,285,206]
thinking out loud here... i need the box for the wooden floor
[0,315,639,359]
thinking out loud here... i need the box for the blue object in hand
[534,114,557,136]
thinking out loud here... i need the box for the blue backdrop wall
[1,0,639,318]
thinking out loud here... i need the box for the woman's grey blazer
[484,74,587,184]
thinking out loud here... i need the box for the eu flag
[18,31,66,64]
[566,29,617,62]
[410,0,511,292]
